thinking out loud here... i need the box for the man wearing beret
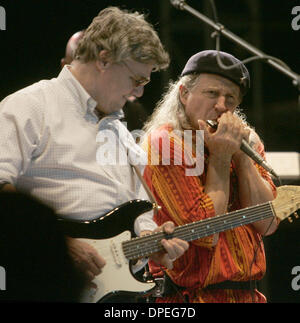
[140,50,279,302]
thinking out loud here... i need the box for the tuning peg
[288,216,293,223]
[294,212,299,219]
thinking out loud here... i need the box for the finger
[172,237,189,252]
[161,238,185,261]
[160,253,174,270]
[85,269,96,282]
[222,113,243,139]
[84,243,106,273]
[154,221,175,234]
[149,251,173,270]
[197,119,206,130]
[243,128,251,142]
[235,121,248,143]
[198,120,213,137]
[91,253,106,271]
[165,258,174,270]
[161,238,188,259]
[216,113,230,134]
[82,253,103,276]
[88,281,98,289]
[160,239,177,261]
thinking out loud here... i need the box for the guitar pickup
[110,240,122,267]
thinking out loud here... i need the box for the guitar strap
[131,164,161,214]
[130,165,162,278]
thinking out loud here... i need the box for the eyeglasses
[122,61,150,88]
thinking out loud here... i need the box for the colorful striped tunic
[143,124,277,303]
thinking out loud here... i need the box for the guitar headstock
[272,185,300,222]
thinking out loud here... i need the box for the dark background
[0,0,299,303]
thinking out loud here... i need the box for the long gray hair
[142,73,248,139]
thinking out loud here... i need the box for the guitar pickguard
[79,231,156,303]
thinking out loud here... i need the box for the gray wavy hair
[74,7,170,70]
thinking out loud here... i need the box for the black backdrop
[0,0,299,303]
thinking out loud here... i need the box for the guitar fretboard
[122,201,274,260]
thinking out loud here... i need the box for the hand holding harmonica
[205,118,278,178]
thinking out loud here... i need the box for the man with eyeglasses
[60,30,150,132]
[0,6,188,300]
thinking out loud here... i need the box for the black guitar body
[57,199,154,239]
[57,199,155,303]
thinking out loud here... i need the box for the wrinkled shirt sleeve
[0,93,44,185]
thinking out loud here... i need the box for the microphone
[206,120,278,178]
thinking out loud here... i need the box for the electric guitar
[59,185,300,303]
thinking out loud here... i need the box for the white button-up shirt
[0,66,155,234]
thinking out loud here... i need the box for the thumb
[197,119,206,130]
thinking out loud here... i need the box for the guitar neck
[122,201,274,260]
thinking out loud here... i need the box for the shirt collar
[57,65,97,116]
[57,65,124,120]
[110,109,124,119]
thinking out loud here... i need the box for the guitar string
[123,216,284,260]
[123,205,274,256]
[123,195,300,259]
[127,193,300,250]
[124,193,300,252]
[123,202,298,258]
[122,205,274,259]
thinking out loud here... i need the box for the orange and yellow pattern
[144,125,277,303]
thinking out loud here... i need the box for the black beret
[181,50,250,96]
